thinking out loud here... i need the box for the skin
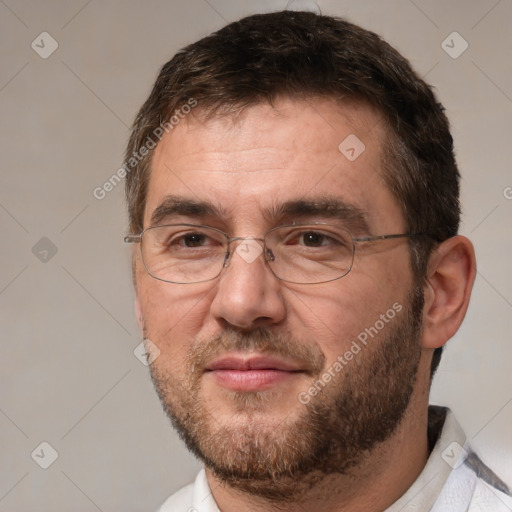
[133,97,476,511]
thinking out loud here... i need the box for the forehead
[145,97,404,232]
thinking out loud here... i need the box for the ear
[135,293,144,334]
[131,247,145,334]
[421,235,476,349]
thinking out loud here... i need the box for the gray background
[0,0,511,510]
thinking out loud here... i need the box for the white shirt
[156,407,511,511]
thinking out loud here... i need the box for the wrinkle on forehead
[145,97,405,233]
[153,97,386,173]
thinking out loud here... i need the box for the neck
[205,360,432,512]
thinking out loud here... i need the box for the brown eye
[182,233,208,247]
[302,232,326,247]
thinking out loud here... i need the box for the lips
[206,355,302,372]
[204,354,305,391]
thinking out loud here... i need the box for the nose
[209,238,287,330]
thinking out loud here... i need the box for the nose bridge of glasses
[225,236,269,266]
[227,235,265,245]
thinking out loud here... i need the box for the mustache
[187,327,326,377]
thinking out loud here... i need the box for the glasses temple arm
[353,233,433,243]
[124,234,141,244]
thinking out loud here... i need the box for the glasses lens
[141,225,227,283]
[265,224,354,284]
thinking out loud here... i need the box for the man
[123,10,511,512]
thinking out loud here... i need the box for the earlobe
[421,236,476,349]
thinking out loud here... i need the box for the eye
[160,228,224,251]
[180,233,210,247]
[300,231,330,247]
[277,226,352,253]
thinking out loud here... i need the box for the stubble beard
[147,287,424,501]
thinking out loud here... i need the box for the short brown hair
[125,10,460,376]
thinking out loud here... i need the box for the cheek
[286,252,411,364]
[286,284,379,356]
[136,276,213,363]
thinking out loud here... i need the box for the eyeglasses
[124,223,429,285]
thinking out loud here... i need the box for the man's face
[134,98,424,495]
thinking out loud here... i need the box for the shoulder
[470,477,512,511]
[466,451,512,511]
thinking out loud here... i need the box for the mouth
[204,354,306,391]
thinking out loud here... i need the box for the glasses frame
[124,223,431,285]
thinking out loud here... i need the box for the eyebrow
[149,195,370,233]
[264,197,370,234]
[150,195,228,226]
